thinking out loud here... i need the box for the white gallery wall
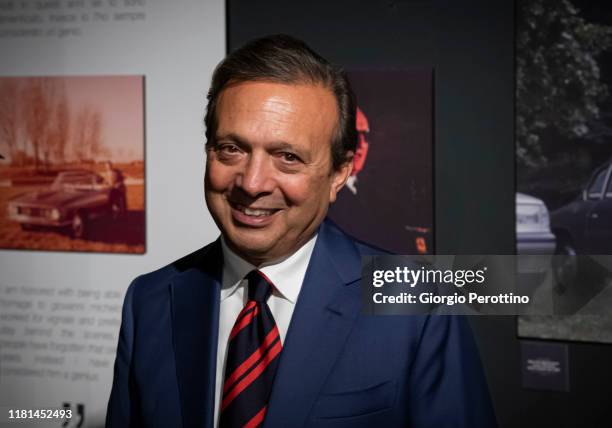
[0,1,224,426]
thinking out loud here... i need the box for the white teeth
[243,207,274,217]
[233,203,277,217]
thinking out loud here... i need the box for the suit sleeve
[407,315,497,428]
[106,279,141,428]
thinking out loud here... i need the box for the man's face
[205,81,352,265]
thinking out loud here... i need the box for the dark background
[227,0,612,426]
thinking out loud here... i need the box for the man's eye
[218,144,241,154]
[281,152,300,163]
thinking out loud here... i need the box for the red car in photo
[7,169,126,239]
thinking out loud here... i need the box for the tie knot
[245,270,273,302]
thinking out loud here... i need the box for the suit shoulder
[128,240,219,300]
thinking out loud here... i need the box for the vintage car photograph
[516,0,612,344]
[0,75,145,253]
[8,169,126,239]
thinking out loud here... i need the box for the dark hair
[204,34,356,171]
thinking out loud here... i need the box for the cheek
[281,174,332,208]
[206,162,235,192]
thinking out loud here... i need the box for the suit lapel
[171,241,223,428]
[264,221,363,427]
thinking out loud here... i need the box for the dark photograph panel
[516,0,612,343]
[0,76,145,254]
[328,69,433,255]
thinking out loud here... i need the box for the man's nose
[235,154,275,197]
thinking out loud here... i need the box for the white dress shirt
[214,234,318,427]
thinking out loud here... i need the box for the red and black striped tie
[219,270,283,428]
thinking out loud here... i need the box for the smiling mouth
[230,202,281,218]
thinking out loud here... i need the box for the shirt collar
[220,233,318,303]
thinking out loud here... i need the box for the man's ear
[329,151,354,203]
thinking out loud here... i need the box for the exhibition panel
[0,1,224,426]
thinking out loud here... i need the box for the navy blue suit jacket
[106,219,497,427]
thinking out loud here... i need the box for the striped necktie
[219,270,283,428]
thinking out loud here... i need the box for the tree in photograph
[73,106,91,162]
[21,78,58,170]
[0,79,22,164]
[48,93,70,165]
[88,110,102,160]
[73,106,104,162]
[516,0,612,168]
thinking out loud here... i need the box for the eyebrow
[213,132,249,146]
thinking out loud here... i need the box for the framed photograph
[515,0,612,343]
[328,69,434,255]
[0,75,145,253]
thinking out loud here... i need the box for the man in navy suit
[107,35,497,427]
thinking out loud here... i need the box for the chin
[225,229,278,259]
